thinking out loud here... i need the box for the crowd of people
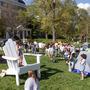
[14,39,88,90]
[45,41,76,63]
[44,41,87,81]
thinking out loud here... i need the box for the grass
[0,55,90,90]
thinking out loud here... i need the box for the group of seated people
[23,41,45,54]
[44,41,88,81]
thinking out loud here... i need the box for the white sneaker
[0,72,5,77]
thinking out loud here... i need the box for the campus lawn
[0,55,90,90]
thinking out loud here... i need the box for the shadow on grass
[52,57,65,63]
[19,64,63,85]
[0,55,7,64]
[20,73,28,85]
[41,65,63,80]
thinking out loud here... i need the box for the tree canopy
[17,0,90,42]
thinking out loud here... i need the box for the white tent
[74,50,90,75]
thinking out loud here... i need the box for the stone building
[0,0,26,25]
[0,0,30,40]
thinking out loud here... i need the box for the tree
[76,8,89,42]
[18,8,41,38]
[18,0,86,42]
[32,0,63,41]
[53,0,77,41]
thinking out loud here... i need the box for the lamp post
[86,23,88,42]
[52,0,56,42]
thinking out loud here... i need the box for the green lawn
[0,55,90,90]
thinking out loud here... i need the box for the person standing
[79,54,87,80]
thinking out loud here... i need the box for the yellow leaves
[41,17,51,29]
[61,9,71,20]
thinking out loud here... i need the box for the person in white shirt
[48,44,54,62]
[79,54,87,80]
[24,70,39,90]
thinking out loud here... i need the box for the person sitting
[68,53,76,72]
[64,48,70,64]
[24,70,39,90]
[16,40,23,66]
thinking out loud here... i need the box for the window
[0,1,4,6]
[0,9,1,18]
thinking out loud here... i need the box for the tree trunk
[52,26,55,42]
[45,33,48,39]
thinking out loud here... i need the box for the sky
[76,0,90,4]
[24,0,90,5]
[24,0,90,10]
[76,0,90,10]
[24,0,33,4]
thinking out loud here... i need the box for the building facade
[0,0,30,40]
[0,0,26,21]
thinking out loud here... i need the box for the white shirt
[80,59,86,65]
[49,47,54,55]
[24,77,39,90]
[60,45,64,52]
